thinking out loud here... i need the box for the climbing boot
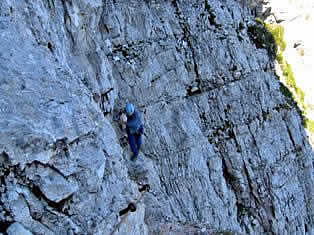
[130,154,138,161]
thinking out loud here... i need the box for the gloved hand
[120,113,127,130]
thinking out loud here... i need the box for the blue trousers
[128,133,142,156]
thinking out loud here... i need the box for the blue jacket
[126,111,143,135]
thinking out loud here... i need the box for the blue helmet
[125,103,135,116]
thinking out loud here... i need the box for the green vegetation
[276,51,284,65]
[255,18,314,134]
[255,17,264,25]
[248,19,277,59]
[282,62,296,87]
[265,23,286,51]
[305,119,314,133]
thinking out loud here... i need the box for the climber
[125,103,144,161]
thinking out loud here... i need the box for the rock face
[7,222,33,235]
[0,0,313,234]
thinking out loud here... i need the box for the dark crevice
[231,64,237,72]
[0,175,5,186]
[1,165,22,186]
[237,34,244,42]
[235,201,248,223]
[0,220,12,234]
[31,184,72,216]
[239,22,245,31]
[0,151,9,178]
[61,0,75,47]
[286,124,296,147]
[26,160,71,184]
[171,0,201,82]
[233,131,242,153]
[0,151,9,161]
[0,201,13,232]
[247,21,277,60]
[204,0,222,28]
[98,9,110,34]
[47,42,54,53]
[192,51,200,79]
[221,157,236,187]
[243,162,259,204]
[21,194,52,231]
[68,131,96,147]
[221,141,273,233]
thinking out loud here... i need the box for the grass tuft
[256,18,314,134]
[305,119,314,133]
[265,24,286,51]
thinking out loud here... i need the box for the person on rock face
[125,103,144,161]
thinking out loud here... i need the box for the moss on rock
[259,19,314,134]
[248,20,277,59]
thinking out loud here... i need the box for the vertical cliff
[0,0,313,234]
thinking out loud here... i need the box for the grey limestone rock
[0,0,313,234]
[25,164,78,203]
[7,223,33,235]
